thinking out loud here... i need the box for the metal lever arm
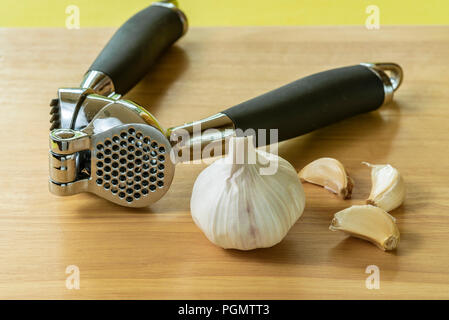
[86,1,187,96]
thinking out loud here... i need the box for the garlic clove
[190,136,306,251]
[299,157,353,199]
[329,204,400,251]
[363,162,406,212]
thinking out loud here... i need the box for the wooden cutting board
[0,26,448,299]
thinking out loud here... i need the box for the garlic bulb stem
[227,136,256,165]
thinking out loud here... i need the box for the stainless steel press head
[49,102,175,207]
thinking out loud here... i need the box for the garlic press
[48,4,403,208]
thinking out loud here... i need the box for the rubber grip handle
[88,4,185,95]
[222,65,385,143]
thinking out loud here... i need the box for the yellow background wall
[1,0,448,27]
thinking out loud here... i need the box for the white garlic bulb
[190,137,306,250]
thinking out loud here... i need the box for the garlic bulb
[329,204,400,251]
[363,162,405,212]
[190,137,306,250]
[299,157,353,199]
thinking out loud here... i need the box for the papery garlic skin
[190,137,305,250]
[330,204,400,251]
[299,157,353,199]
[363,162,405,212]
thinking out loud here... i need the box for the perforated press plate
[89,124,174,207]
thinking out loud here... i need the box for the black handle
[88,3,185,95]
[222,65,385,143]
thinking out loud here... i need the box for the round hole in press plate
[126,188,133,195]
[111,179,118,185]
[96,144,104,151]
[119,149,127,156]
[151,142,158,149]
[97,161,103,168]
[157,181,164,188]
[113,136,120,143]
[112,145,119,152]
[159,146,165,154]
[119,175,126,182]
[126,171,134,178]
[96,170,103,176]
[118,191,125,198]
[149,176,156,183]
[134,176,142,182]
[128,128,136,135]
[104,183,110,190]
[142,180,149,186]
[127,180,133,186]
[150,150,157,157]
[111,170,118,177]
[119,167,126,173]
[104,174,111,181]
[134,184,141,191]
[128,137,135,144]
[120,140,127,148]
[120,158,126,165]
[143,155,149,162]
[104,140,112,147]
[96,178,103,185]
[134,193,141,199]
[128,145,135,152]
[157,172,164,179]
[112,153,119,160]
[126,196,133,203]
[104,158,111,164]
[120,132,127,139]
[127,163,134,170]
[96,152,104,159]
[112,162,119,168]
[158,164,165,170]
[149,185,157,192]
[143,137,150,144]
[150,159,157,166]
[127,154,135,161]
[136,132,143,139]
[149,167,157,174]
[136,150,142,157]
[111,188,118,194]
[158,155,165,162]
[142,189,148,195]
[142,172,149,178]
[104,149,112,155]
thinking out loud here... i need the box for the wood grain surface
[0,26,448,299]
